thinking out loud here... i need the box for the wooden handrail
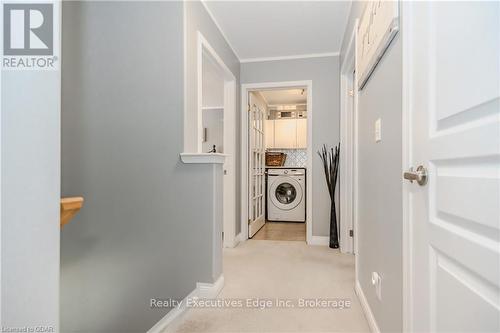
[60,197,84,228]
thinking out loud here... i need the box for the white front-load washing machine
[267,168,306,222]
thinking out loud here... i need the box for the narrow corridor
[165,241,369,333]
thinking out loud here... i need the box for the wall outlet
[371,272,382,301]
[374,118,382,142]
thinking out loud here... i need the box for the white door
[248,93,266,237]
[405,2,500,332]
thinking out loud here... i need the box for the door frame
[240,80,313,243]
[401,2,413,331]
[197,31,237,248]
[339,19,359,255]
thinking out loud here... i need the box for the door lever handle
[404,165,428,186]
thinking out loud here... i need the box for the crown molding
[200,0,241,60]
[240,52,340,63]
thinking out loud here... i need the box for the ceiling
[203,1,352,61]
[259,89,307,105]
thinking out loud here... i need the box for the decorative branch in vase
[318,144,340,249]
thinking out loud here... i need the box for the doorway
[197,32,237,248]
[339,21,357,255]
[241,81,313,244]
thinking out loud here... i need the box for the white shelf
[180,153,227,164]
[202,106,224,110]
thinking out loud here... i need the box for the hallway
[252,222,306,241]
[165,241,369,333]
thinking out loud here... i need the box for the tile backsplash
[268,149,307,167]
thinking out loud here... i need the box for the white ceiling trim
[200,0,241,60]
[240,52,340,64]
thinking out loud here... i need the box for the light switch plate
[375,118,382,142]
[372,272,382,301]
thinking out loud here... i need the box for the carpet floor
[164,240,370,333]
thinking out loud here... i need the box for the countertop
[265,166,306,169]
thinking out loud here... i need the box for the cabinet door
[264,120,274,148]
[274,119,297,148]
[296,118,307,148]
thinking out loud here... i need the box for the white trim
[222,79,236,248]
[147,287,197,333]
[200,0,241,60]
[339,19,358,255]
[236,232,245,244]
[352,18,361,284]
[0,11,2,327]
[197,31,236,154]
[196,34,204,152]
[224,232,242,248]
[240,81,313,244]
[183,1,189,153]
[240,52,340,63]
[147,275,225,333]
[197,275,225,299]
[195,31,237,249]
[341,19,358,75]
[308,236,329,246]
[180,153,227,164]
[355,280,381,333]
[202,106,224,110]
[401,2,412,332]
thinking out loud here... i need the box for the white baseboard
[147,275,225,333]
[147,288,196,333]
[225,232,244,248]
[355,280,380,333]
[308,236,329,246]
[236,232,246,243]
[197,275,224,299]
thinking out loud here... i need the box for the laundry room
[246,87,309,241]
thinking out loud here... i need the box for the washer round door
[269,176,303,211]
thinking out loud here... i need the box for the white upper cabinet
[266,118,308,149]
[296,118,307,148]
[264,119,275,148]
[274,119,297,148]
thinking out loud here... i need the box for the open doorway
[197,32,237,248]
[339,20,358,255]
[241,82,313,243]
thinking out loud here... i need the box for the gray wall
[202,55,224,153]
[202,54,224,108]
[340,2,403,331]
[202,109,224,153]
[185,0,242,236]
[1,68,60,329]
[61,2,217,332]
[241,56,340,237]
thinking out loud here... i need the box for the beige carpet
[164,240,370,333]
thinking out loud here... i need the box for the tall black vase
[329,199,339,249]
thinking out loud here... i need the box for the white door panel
[248,92,266,237]
[265,119,275,148]
[296,118,307,149]
[432,2,499,120]
[274,119,297,148]
[406,2,500,332]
